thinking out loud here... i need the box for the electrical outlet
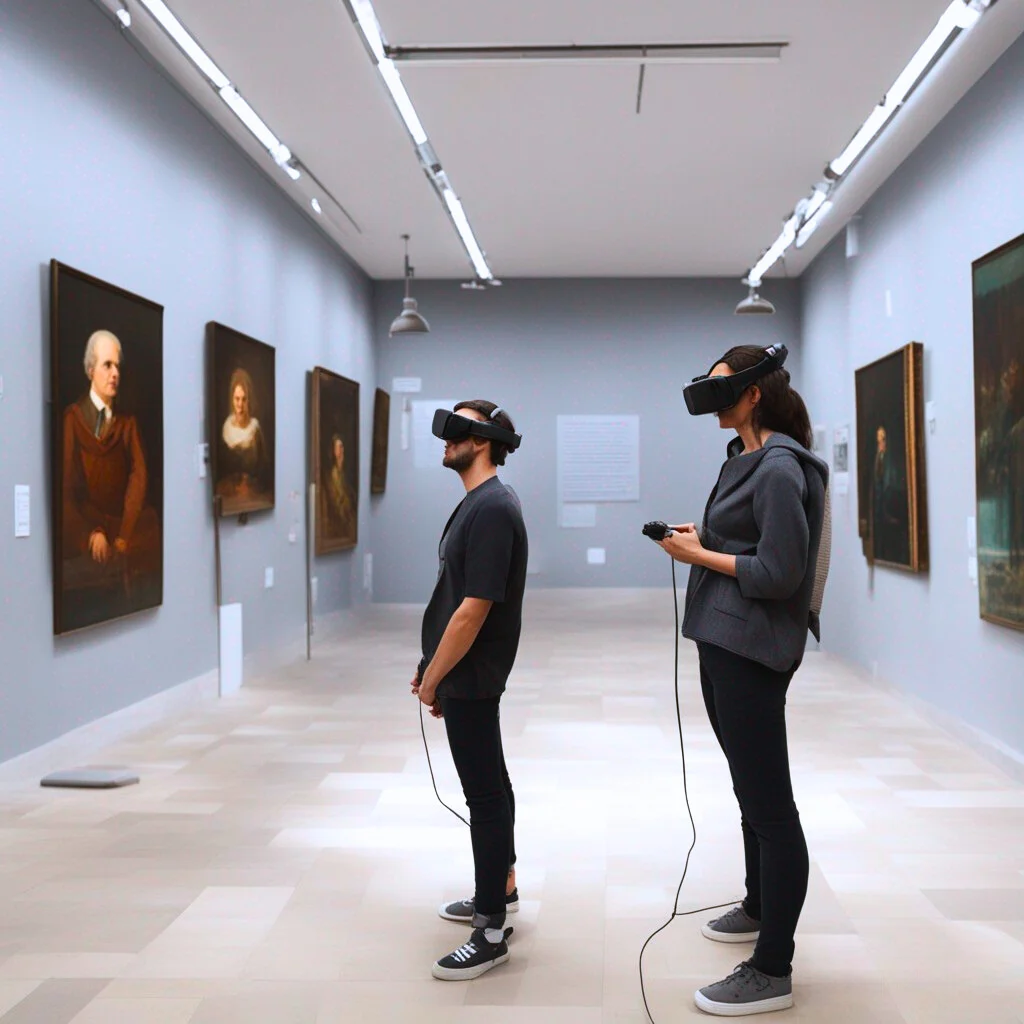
[264,567,274,589]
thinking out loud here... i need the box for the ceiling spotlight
[461,280,487,290]
[389,234,430,336]
[115,5,131,27]
[735,284,776,315]
[310,198,322,214]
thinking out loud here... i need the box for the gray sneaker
[695,960,793,1016]
[701,905,760,943]
[438,889,519,923]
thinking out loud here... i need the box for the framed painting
[973,232,1024,630]
[854,342,929,572]
[50,261,164,635]
[208,323,275,516]
[312,367,359,553]
[370,388,390,495]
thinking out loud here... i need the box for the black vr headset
[682,344,788,416]
[431,408,522,451]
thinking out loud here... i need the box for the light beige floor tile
[1,592,1023,1022]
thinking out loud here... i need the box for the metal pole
[213,495,223,607]
[306,482,315,659]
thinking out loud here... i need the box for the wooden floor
[0,590,1022,1023]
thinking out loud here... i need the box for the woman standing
[659,345,829,1017]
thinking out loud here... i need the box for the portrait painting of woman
[208,323,275,516]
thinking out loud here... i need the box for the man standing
[61,329,160,628]
[413,401,528,981]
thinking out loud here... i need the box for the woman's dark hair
[714,346,812,450]
[454,399,517,466]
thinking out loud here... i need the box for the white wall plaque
[557,415,640,503]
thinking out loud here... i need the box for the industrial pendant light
[389,234,430,336]
[734,281,776,315]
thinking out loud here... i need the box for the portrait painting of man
[208,323,275,516]
[974,233,1024,630]
[51,262,163,634]
[312,367,359,554]
[855,343,928,573]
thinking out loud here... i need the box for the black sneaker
[431,926,513,981]
[438,888,519,923]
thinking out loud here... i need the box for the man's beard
[443,447,475,473]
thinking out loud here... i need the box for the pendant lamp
[389,234,430,336]
[734,283,776,315]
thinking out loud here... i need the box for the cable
[419,700,470,827]
[638,558,740,1024]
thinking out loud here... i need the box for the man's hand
[412,671,442,718]
[89,530,110,563]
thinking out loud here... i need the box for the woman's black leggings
[698,642,809,978]
[440,695,516,925]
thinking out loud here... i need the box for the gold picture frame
[855,342,929,572]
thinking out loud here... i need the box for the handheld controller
[642,521,674,541]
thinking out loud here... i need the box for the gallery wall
[371,278,801,603]
[0,0,375,762]
[800,30,1024,760]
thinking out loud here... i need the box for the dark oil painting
[973,232,1024,630]
[855,342,929,572]
[370,388,390,495]
[51,261,164,635]
[312,367,359,554]
[209,323,275,517]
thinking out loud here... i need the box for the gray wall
[0,0,375,761]
[800,33,1024,757]
[372,278,801,603]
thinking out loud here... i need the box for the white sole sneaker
[431,949,510,981]
[694,989,793,1015]
[700,922,759,943]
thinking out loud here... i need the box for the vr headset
[431,408,522,451]
[682,344,788,416]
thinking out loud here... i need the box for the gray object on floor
[40,766,140,789]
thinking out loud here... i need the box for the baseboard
[0,668,219,784]
[834,654,1024,784]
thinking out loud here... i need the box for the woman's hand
[658,523,706,566]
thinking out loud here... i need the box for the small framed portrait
[50,261,164,635]
[370,388,390,495]
[208,323,275,517]
[312,367,359,554]
[973,231,1024,630]
[854,342,929,572]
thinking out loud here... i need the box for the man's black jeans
[440,695,516,925]
[698,642,809,978]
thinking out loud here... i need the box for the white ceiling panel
[122,0,1021,279]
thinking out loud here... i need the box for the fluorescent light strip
[796,201,833,248]
[378,61,428,146]
[442,189,492,280]
[830,0,978,178]
[137,0,229,89]
[347,0,495,280]
[135,0,301,181]
[747,0,989,282]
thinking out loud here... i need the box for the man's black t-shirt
[421,476,528,700]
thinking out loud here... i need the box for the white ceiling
[127,0,1019,280]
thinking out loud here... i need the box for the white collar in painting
[89,388,113,421]
[223,417,260,448]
